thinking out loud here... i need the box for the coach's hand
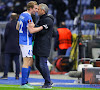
[28,22,35,27]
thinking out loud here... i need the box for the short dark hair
[10,13,17,20]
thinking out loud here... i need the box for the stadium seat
[63,0,68,5]
[96,8,100,14]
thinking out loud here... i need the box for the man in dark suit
[0,13,20,80]
[29,3,54,88]
[34,4,54,89]
[28,3,54,88]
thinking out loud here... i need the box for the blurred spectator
[50,0,67,27]
[0,2,6,20]
[35,0,49,4]
[13,0,27,14]
[68,0,78,20]
[90,0,100,8]
[6,2,14,20]
[54,22,72,56]
[0,13,20,80]
[0,1,13,21]
[68,0,80,27]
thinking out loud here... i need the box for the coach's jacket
[33,14,54,57]
[4,20,20,54]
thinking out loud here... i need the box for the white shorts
[19,44,33,58]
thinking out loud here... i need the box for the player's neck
[27,10,31,15]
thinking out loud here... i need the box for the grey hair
[39,3,49,14]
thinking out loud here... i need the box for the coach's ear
[16,21,19,31]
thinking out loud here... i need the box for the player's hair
[27,1,37,10]
[39,3,49,14]
[10,13,17,20]
[33,1,38,5]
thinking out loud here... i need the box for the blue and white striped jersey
[18,12,33,45]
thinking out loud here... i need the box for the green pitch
[0,84,100,90]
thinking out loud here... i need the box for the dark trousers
[4,53,20,77]
[58,49,67,56]
[35,56,51,85]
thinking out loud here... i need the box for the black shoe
[50,81,53,86]
[15,76,19,80]
[44,81,53,86]
[0,75,8,79]
[40,84,52,89]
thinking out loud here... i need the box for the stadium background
[0,0,100,74]
[0,0,100,89]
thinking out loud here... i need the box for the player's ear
[30,7,33,11]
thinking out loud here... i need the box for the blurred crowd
[0,0,100,26]
[0,0,67,27]
[0,0,52,21]
[0,0,28,21]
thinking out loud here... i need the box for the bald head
[10,13,17,20]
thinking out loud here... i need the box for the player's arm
[28,22,43,34]
[16,21,19,30]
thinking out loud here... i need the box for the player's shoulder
[19,12,31,21]
[20,12,30,18]
[46,14,54,21]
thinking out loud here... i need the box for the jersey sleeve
[26,15,33,27]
